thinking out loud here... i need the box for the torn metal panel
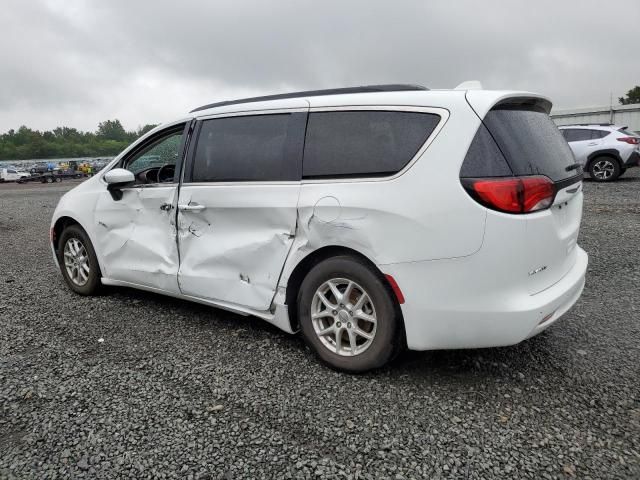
[93,186,181,293]
[177,184,300,311]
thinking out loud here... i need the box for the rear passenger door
[176,108,307,311]
[563,128,602,165]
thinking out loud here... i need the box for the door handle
[178,203,205,212]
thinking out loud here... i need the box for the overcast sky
[2,0,638,133]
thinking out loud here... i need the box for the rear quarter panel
[279,93,489,288]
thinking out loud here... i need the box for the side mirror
[104,168,134,186]
[104,168,134,200]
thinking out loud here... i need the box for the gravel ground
[1,173,639,479]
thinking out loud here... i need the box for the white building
[551,103,640,133]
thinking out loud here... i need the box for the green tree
[0,119,157,161]
[136,123,159,137]
[619,86,640,105]
[96,119,127,141]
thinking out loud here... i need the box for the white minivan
[51,84,588,371]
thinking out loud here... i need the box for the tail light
[462,176,555,214]
[617,137,640,145]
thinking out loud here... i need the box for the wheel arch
[52,215,105,278]
[587,149,623,169]
[52,215,86,252]
[284,245,406,344]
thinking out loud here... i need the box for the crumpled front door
[93,185,180,293]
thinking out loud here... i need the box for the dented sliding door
[176,184,299,310]
[176,109,306,311]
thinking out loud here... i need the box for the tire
[297,255,402,372]
[57,225,102,295]
[589,156,620,182]
[46,177,53,183]
[55,177,62,183]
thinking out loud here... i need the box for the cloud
[1,0,638,132]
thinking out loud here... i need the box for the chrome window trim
[195,107,309,122]
[119,183,179,190]
[180,181,301,188]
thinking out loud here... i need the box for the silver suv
[559,124,640,181]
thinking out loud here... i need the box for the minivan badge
[528,266,547,276]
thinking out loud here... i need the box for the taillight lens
[462,176,555,214]
[617,137,640,145]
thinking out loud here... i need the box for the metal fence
[551,103,640,132]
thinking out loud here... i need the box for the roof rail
[558,123,616,127]
[190,84,429,113]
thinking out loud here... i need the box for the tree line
[0,120,158,160]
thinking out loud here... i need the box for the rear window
[191,113,304,182]
[302,111,440,178]
[618,127,639,137]
[480,106,578,182]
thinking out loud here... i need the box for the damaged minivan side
[51,84,588,372]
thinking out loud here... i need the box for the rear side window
[302,111,440,178]
[480,106,578,182]
[591,129,610,139]
[191,113,304,182]
[460,124,512,177]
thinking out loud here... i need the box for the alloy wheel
[592,160,615,180]
[63,238,90,286]
[310,278,377,356]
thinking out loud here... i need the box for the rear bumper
[624,151,640,167]
[384,247,587,351]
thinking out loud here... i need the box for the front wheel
[589,156,620,182]
[57,225,102,295]
[297,256,402,372]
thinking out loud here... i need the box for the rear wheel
[589,156,620,182]
[297,256,401,372]
[57,225,101,295]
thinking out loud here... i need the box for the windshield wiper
[565,162,582,172]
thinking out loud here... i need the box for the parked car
[50,84,587,372]
[0,167,31,182]
[30,163,52,175]
[558,124,640,181]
